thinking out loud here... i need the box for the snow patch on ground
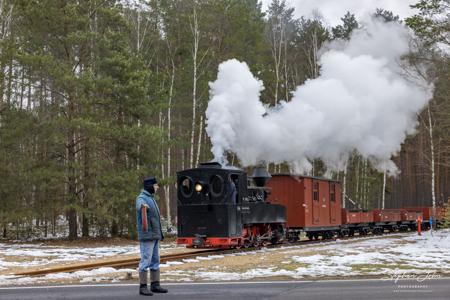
[165,230,450,281]
[1,230,449,285]
[0,243,140,272]
[0,241,178,270]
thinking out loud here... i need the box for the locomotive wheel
[307,233,313,241]
[313,233,319,240]
[288,236,299,243]
[270,237,279,244]
[270,229,282,244]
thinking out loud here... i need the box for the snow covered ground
[0,230,449,286]
[160,230,450,282]
[0,241,177,286]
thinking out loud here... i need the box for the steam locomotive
[176,162,286,248]
[176,162,445,248]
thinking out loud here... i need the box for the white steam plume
[205,19,432,174]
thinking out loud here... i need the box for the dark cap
[143,177,158,189]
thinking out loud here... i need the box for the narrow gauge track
[13,230,415,277]
[13,249,223,277]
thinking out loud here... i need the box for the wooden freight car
[341,209,373,236]
[404,207,444,229]
[399,210,422,231]
[267,174,341,240]
[372,209,402,233]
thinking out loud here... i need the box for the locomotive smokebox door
[176,162,247,248]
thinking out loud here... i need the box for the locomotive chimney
[252,165,271,187]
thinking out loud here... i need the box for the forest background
[0,0,448,240]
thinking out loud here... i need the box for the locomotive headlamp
[195,183,203,192]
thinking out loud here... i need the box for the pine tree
[331,12,359,40]
[441,202,450,228]
[373,8,400,23]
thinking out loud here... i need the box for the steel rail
[13,231,414,277]
[13,249,222,277]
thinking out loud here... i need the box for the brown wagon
[401,210,421,221]
[341,209,372,235]
[371,209,401,233]
[404,206,444,229]
[372,209,401,222]
[342,209,361,224]
[267,174,341,240]
[404,207,443,220]
[360,211,374,223]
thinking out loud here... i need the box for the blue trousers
[138,239,160,272]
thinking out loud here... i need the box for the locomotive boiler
[176,162,286,248]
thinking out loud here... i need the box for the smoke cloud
[205,19,432,174]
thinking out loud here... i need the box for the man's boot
[150,269,168,293]
[139,271,153,296]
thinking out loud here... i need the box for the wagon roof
[270,173,340,183]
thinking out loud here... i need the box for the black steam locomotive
[176,162,286,248]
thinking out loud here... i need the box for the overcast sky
[260,0,418,26]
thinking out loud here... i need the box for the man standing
[136,177,168,296]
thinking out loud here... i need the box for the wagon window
[330,183,336,202]
[313,182,319,201]
[230,174,239,203]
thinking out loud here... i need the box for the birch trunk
[164,60,175,230]
[284,36,289,102]
[270,22,283,105]
[364,160,370,209]
[355,156,360,203]
[195,114,203,167]
[361,159,367,208]
[381,171,386,210]
[427,107,436,210]
[0,1,13,103]
[189,5,199,168]
[311,29,319,78]
[181,148,185,171]
[342,162,348,209]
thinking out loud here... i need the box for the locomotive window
[230,174,239,204]
[330,183,336,202]
[179,176,194,198]
[210,175,224,197]
[313,182,319,201]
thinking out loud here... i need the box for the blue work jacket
[136,189,164,241]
